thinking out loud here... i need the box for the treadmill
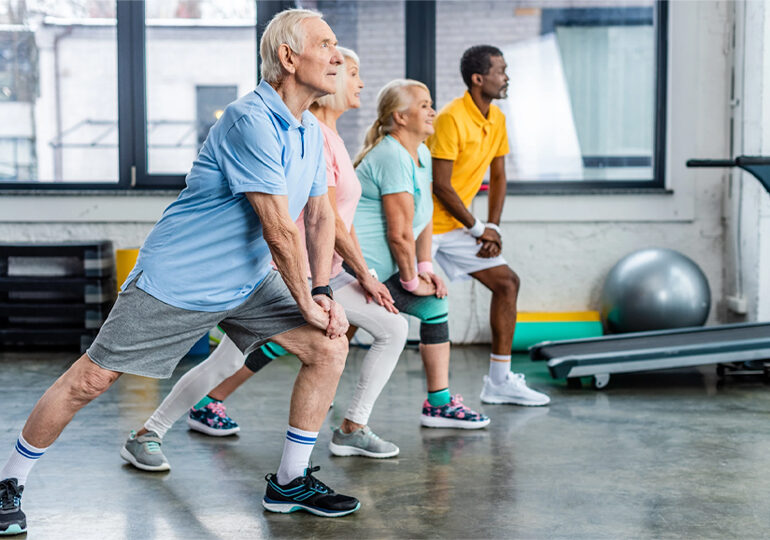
[530,156,770,389]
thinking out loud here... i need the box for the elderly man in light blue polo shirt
[0,9,361,534]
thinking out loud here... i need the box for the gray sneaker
[120,430,170,472]
[328,426,399,458]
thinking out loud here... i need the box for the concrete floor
[2,345,770,539]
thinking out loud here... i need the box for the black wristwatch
[311,285,333,300]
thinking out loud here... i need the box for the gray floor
[2,345,770,539]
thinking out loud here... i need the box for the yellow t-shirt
[427,92,510,234]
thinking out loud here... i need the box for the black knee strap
[420,321,449,345]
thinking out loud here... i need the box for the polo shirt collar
[255,80,317,131]
[462,91,494,127]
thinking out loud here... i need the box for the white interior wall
[0,1,739,343]
[725,0,770,323]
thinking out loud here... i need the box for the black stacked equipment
[0,241,116,352]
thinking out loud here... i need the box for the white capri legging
[143,278,409,436]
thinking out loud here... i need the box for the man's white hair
[315,47,360,111]
[260,8,324,84]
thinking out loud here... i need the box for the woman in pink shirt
[121,48,410,471]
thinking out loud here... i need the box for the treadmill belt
[532,323,770,360]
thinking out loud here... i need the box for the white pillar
[728,0,770,321]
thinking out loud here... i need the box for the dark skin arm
[432,156,505,258]
[477,155,506,258]
[432,157,476,228]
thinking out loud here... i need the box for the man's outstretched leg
[0,355,120,536]
[261,324,360,517]
[472,265,550,406]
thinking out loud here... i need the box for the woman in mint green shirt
[353,79,490,430]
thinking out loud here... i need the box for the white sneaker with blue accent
[480,372,551,406]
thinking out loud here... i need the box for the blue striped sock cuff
[15,438,45,460]
[285,427,318,446]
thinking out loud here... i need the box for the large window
[144,0,257,175]
[0,0,257,189]
[0,0,668,191]
[0,0,119,183]
[435,1,666,189]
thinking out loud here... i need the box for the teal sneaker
[0,478,26,536]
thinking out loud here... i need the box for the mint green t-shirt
[353,135,434,280]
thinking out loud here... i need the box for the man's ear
[471,73,484,88]
[278,43,297,75]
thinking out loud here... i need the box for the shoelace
[144,441,161,453]
[208,401,228,418]
[449,394,466,407]
[448,394,476,414]
[0,481,20,510]
[303,465,331,494]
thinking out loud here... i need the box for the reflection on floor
[1,345,769,539]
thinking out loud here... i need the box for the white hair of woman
[314,46,360,110]
[260,8,324,84]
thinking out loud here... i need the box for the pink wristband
[399,276,420,291]
[417,261,434,274]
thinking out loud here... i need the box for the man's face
[293,18,344,95]
[479,55,509,100]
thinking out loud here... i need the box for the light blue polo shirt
[353,135,433,280]
[124,80,327,311]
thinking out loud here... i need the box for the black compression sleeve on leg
[420,321,449,345]
[243,343,280,373]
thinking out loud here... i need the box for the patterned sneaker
[120,430,171,472]
[329,426,399,458]
[0,478,25,536]
[480,372,551,406]
[420,394,490,429]
[187,401,240,437]
[263,465,360,517]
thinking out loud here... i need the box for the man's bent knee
[66,356,121,404]
[492,268,520,299]
[308,335,348,372]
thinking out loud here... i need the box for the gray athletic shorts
[87,270,307,378]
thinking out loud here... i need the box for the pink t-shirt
[295,121,362,279]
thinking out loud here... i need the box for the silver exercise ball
[600,248,711,334]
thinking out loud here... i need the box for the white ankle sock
[276,426,318,485]
[1,433,48,486]
[489,354,511,384]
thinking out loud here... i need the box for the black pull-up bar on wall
[687,156,770,195]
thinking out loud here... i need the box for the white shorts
[432,228,508,282]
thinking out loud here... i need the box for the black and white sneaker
[0,478,26,536]
[262,466,360,517]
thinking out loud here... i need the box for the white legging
[144,279,409,437]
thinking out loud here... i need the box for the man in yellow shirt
[427,45,549,407]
